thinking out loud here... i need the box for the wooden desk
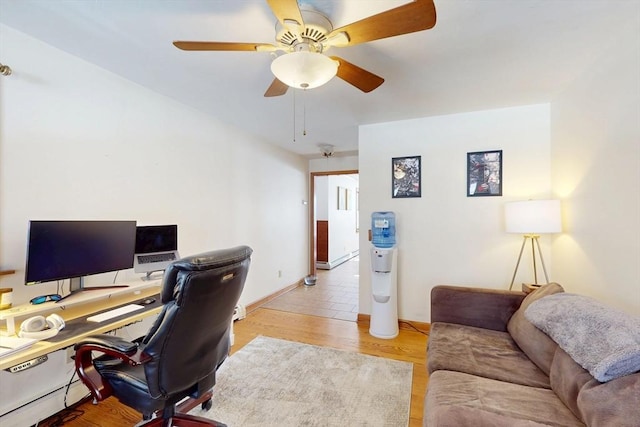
[0,282,161,371]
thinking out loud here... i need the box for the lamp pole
[508,234,550,291]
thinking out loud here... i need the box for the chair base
[139,392,222,427]
[135,413,226,427]
[175,391,213,414]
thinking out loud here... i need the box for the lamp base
[521,283,542,294]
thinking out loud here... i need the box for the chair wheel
[201,398,212,411]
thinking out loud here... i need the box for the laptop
[133,225,179,276]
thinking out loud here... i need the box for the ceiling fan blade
[264,78,289,97]
[173,41,276,51]
[266,0,304,27]
[331,56,384,93]
[326,0,436,47]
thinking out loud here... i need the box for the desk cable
[33,369,88,427]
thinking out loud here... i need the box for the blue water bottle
[371,212,396,248]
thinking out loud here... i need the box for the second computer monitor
[134,225,179,275]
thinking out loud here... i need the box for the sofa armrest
[431,285,526,331]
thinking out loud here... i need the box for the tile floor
[262,256,360,321]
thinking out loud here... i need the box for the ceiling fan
[173,0,437,97]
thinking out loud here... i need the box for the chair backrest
[140,245,252,399]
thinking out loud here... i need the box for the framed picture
[337,186,347,210]
[467,150,502,197]
[392,156,421,198]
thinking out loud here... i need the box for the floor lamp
[505,200,562,291]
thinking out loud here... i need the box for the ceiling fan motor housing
[271,8,338,89]
[275,9,333,48]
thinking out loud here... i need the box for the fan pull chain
[303,89,307,136]
[292,88,296,143]
[291,88,308,142]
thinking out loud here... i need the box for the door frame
[308,169,359,276]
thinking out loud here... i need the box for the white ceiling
[1,0,637,157]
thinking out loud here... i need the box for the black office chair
[74,246,252,427]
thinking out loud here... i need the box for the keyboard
[86,304,145,323]
[137,253,176,264]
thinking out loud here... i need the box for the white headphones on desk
[18,313,65,340]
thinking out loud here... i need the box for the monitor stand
[56,276,129,303]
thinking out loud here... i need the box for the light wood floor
[39,308,429,427]
[263,256,360,321]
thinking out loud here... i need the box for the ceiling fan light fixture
[271,51,338,90]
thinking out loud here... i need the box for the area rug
[189,335,413,426]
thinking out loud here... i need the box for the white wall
[358,18,640,321]
[314,174,359,266]
[359,105,552,322]
[550,22,640,315]
[327,174,359,263]
[309,155,358,173]
[0,25,309,307]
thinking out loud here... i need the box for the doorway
[308,170,359,276]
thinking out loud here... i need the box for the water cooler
[369,212,399,339]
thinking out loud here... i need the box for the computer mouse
[142,298,156,305]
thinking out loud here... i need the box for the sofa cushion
[550,347,640,427]
[549,348,592,422]
[428,322,550,389]
[424,370,584,427]
[430,285,526,331]
[507,282,563,375]
[579,371,640,427]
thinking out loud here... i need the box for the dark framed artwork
[392,155,421,198]
[467,150,502,197]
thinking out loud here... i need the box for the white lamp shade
[505,199,562,234]
[271,52,338,89]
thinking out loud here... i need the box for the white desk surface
[0,281,162,371]
[0,278,161,321]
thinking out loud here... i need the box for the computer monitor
[25,220,137,300]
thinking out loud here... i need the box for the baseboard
[357,314,430,335]
[316,250,359,270]
[246,279,303,314]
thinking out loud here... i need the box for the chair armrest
[76,334,139,354]
[74,334,152,402]
[430,285,526,332]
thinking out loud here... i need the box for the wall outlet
[277,270,282,278]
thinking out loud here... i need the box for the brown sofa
[424,283,640,427]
